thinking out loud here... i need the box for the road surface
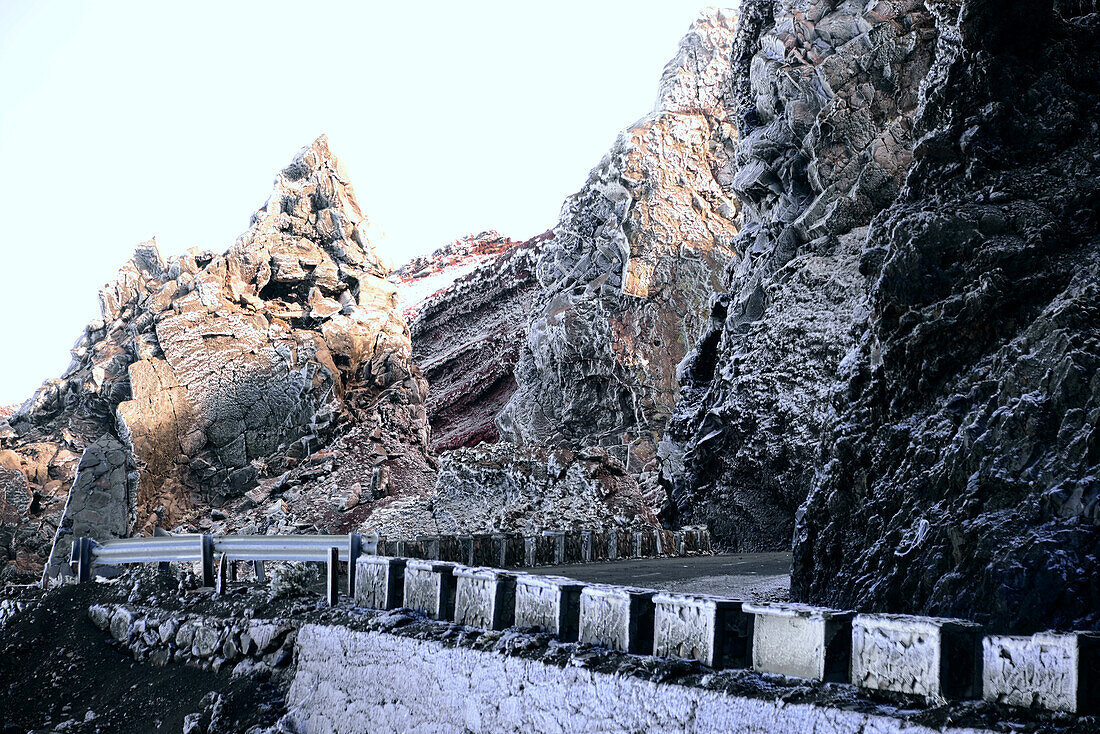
[528,553,791,602]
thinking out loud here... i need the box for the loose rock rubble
[364,442,658,538]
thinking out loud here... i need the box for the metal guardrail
[70,532,379,604]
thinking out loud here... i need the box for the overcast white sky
[0,0,725,406]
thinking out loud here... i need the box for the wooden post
[228,560,237,582]
[201,534,215,587]
[327,546,339,606]
[253,560,266,582]
[347,533,362,595]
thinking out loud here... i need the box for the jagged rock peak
[2,136,435,584]
[497,9,741,503]
[654,6,738,119]
[235,135,383,277]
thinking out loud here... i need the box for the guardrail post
[73,537,92,584]
[253,560,266,582]
[327,546,339,606]
[215,552,228,595]
[201,534,215,587]
[348,533,362,595]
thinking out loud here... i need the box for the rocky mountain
[661,0,936,549]
[1,137,436,584]
[497,8,742,514]
[792,0,1100,633]
[3,0,1096,638]
[392,231,552,452]
[659,0,1098,632]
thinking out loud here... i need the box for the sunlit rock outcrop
[1,137,434,582]
[496,9,742,517]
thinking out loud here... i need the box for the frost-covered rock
[792,0,1100,633]
[497,9,741,492]
[362,442,658,538]
[393,231,551,452]
[663,0,935,549]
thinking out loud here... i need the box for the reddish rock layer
[393,232,552,452]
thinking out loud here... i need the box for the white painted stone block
[578,585,655,654]
[742,602,852,681]
[851,614,982,701]
[654,593,751,668]
[353,556,405,610]
[515,575,586,641]
[453,566,516,630]
[983,631,1099,714]
[403,560,458,621]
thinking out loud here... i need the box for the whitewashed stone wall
[283,624,997,734]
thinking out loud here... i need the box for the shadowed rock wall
[663,0,936,549]
[394,232,552,453]
[793,0,1100,633]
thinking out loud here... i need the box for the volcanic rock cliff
[3,1,1097,638]
[792,0,1100,633]
[662,0,936,549]
[496,9,742,507]
[661,0,1099,632]
[392,231,552,453]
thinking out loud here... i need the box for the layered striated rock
[793,0,1100,632]
[497,9,742,505]
[363,442,657,539]
[393,232,552,452]
[662,0,936,549]
[1,137,434,582]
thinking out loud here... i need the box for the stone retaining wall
[284,624,997,734]
[87,603,298,673]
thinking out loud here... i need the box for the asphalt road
[528,553,792,602]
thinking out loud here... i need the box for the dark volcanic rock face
[497,9,742,498]
[663,0,935,549]
[393,232,551,453]
[793,1,1100,633]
